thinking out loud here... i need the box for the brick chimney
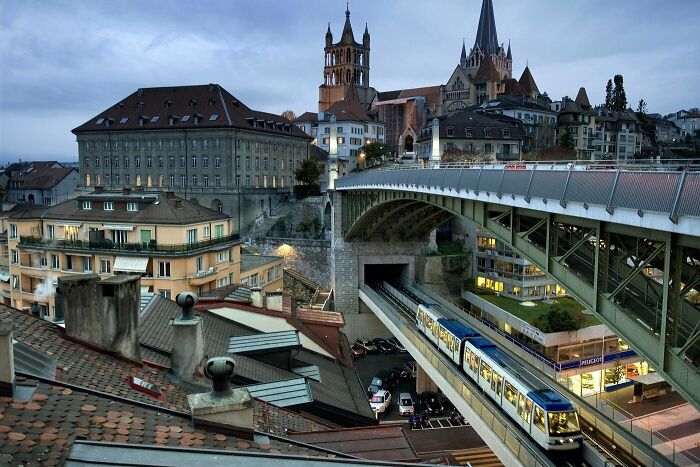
[170,292,205,383]
[250,287,263,308]
[188,357,254,439]
[265,292,284,312]
[57,274,141,361]
[0,325,15,397]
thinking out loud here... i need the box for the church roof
[461,40,467,61]
[374,86,443,106]
[501,78,527,97]
[506,41,512,60]
[574,87,591,109]
[340,6,355,44]
[474,55,501,82]
[518,66,539,94]
[474,0,499,55]
[326,81,372,122]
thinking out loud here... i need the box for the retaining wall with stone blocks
[253,238,331,289]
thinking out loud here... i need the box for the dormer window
[136,101,144,109]
[503,129,510,137]
[126,202,138,212]
[164,100,173,108]
[119,117,128,124]
[484,128,491,137]
[82,201,92,210]
[446,127,454,137]
[245,117,255,126]
[193,114,201,124]
[189,99,198,107]
[466,128,473,137]
[104,202,114,211]
[209,114,219,121]
[116,102,124,109]
[209,98,217,107]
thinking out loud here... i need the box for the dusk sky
[1,0,698,162]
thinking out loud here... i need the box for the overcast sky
[1,0,698,162]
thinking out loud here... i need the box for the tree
[281,110,297,122]
[559,126,576,150]
[605,79,613,110]
[362,142,391,163]
[637,99,647,114]
[441,147,483,163]
[294,159,322,198]
[534,305,580,333]
[533,145,576,161]
[612,74,627,112]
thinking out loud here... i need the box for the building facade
[4,161,79,206]
[668,110,700,139]
[4,189,240,320]
[319,7,376,111]
[478,97,557,154]
[416,111,524,161]
[241,254,283,292]
[72,84,312,231]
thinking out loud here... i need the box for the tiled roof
[474,0,500,55]
[310,145,330,163]
[295,112,319,123]
[325,82,372,122]
[241,254,282,273]
[518,66,539,94]
[575,87,591,109]
[418,111,524,141]
[474,56,501,82]
[501,78,526,97]
[374,86,443,106]
[72,84,311,140]
[7,166,76,190]
[9,191,230,225]
[0,380,333,466]
[295,309,345,327]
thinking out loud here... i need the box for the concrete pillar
[328,115,339,189]
[0,325,15,397]
[171,318,205,382]
[416,365,438,394]
[431,118,440,163]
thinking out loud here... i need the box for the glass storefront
[559,361,653,397]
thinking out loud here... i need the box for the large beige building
[3,189,240,320]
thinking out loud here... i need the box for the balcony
[18,233,241,256]
[189,267,218,286]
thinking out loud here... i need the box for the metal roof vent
[175,291,198,320]
[204,357,235,397]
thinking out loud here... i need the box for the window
[255,157,259,169]
[235,156,240,169]
[216,175,221,188]
[51,254,59,269]
[235,175,240,186]
[112,230,127,245]
[135,156,141,168]
[127,202,138,212]
[104,202,114,211]
[10,224,17,239]
[548,411,580,436]
[245,156,250,169]
[533,406,546,433]
[114,157,119,168]
[169,155,175,167]
[65,255,73,271]
[204,226,210,237]
[215,157,221,168]
[83,257,92,272]
[158,261,171,277]
[180,156,185,168]
[11,250,19,264]
[82,201,92,210]
[216,251,226,263]
[12,275,19,290]
[147,156,152,168]
[203,156,208,168]
[196,256,203,272]
[159,289,171,299]
[124,156,130,168]
[104,156,110,167]
[158,156,163,168]
[480,361,492,384]
[181,175,187,187]
[191,156,197,168]
[169,175,175,187]
[191,175,197,187]
[187,229,197,244]
[203,175,209,188]
[99,258,111,274]
[216,277,229,288]
[214,224,224,238]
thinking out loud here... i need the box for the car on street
[372,338,395,354]
[369,389,391,417]
[404,361,417,379]
[355,339,379,354]
[367,371,397,395]
[350,342,365,358]
[420,391,444,415]
[390,367,410,382]
[387,337,407,353]
[398,393,415,416]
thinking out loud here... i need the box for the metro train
[416,302,583,451]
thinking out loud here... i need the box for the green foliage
[293,183,320,199]
[637,99,647,114]
[534,305,580,333]
[437,240,467,255]
[612,74,627,111]
[605,79,613,110]
[310,217,321,232]
[636,110,657,146]
[559,126,576,150]
[295,159,322,185]
[362,142,392,162]
[605,362,626,385]
[297,220,311,234]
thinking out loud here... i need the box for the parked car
[367,371,397,395]
[398,393,415,416]
[387,337,407,353]
[390,367,410,382]
[355,339,379,354]
[369,389,392,417]
[420,391,444,415]
[404,361,417,379]
[372,338,395,354]
[350,343,365,358]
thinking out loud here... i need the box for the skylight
[96,118,104,125]
[181,115,191,122]
[119,117,128,124]
[209,114,219,121]
[150,116,160,123]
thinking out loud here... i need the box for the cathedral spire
[474,0,499,55]
[460,39,467,67]
[341,2,355,44]
[506,40,512,60]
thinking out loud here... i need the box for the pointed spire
[341,3,355,44]
[474,0,499,55]
[575,87,591,109]
[363,22,369,37]
[519,66,539,95]
[461,39,467,60]
[506,40,512,60]
[326,22,332,35]
[346,1,350,18]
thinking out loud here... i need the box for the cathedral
[318,5,377,111]
[442,0,540,114]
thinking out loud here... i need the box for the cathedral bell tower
[319,5,376,112]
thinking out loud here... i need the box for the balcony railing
[18,233,240,255]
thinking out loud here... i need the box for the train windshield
[548,411,580,436]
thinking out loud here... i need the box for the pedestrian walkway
[450,447,503,466]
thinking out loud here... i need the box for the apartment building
[72,84,312,229]
[5,189,240,320]
[240,254,283,292]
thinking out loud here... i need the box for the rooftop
[241,254,283,273]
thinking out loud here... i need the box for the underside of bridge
[340,189,700,409]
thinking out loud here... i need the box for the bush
[294,183,320,199]
[534,305,580,333]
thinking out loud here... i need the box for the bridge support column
[416,365,438,394]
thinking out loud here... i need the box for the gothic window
[404,135,414,153]
[346,48,351,62]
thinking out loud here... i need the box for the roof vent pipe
[176,292,198,320]
[204,357,235,397]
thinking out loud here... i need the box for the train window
[480,362,492,384]
[517,393,525,417]
[492,373,503,397]
[533,406,546,433]
[524,399,533,424]
[505,381,518,407]
[464,347,471,366]
[548,411,580,436]
[471,354,480,373]
[439,327,447,344]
